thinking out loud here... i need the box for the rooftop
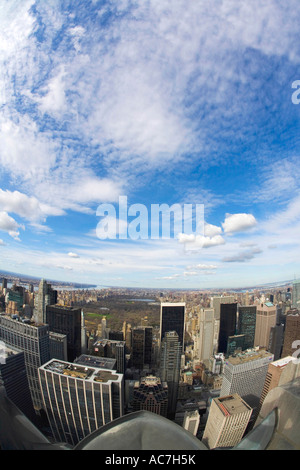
[40,359,123,384]
[226,348,273,366]
[216,394,252,416]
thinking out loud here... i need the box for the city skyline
[1,1,300,289]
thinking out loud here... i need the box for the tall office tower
[258,356,300,415]
[254,302,277,348]
[132,376,168,417]
[46,305,82,362]
[226,334,245,357]
[0,315,50,412]
[281,311,300,358]
[218,303,237,354]
[39,359,124,446]
[35,279,57,324]
[196,308,215,363]
[210,295,236,320]
[237,305,257,350]
[1,278,7,291]
[81,309,87,354]
[0,344,36,422]
[220,348,274,413]
[268,324,284,360]
[292,279,300,308]
[131,326,152,370]
[160,302,185,351]
[49,331,68,361]
[202,394,252,449]
[6,285,24,314]
[159,331,181,418]
[91,339,126,374]
[182,410,200,436]
[109,330,124,341]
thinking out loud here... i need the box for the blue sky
[1,0,300,289]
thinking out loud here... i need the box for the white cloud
[0,211,21,233]
[222,247,263,263]
[0,189,64,222]
[0,239,6,246]
[178,232,226,250]
[186,263,218,270]
[222,213,257,234]
[205,222,223,237]
[68,252,80,258]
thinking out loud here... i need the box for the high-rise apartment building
[132,375,168,417]
[159,331,182,418]
[0,314,50,412]
[281,311,300,358]
[202,394,252,449]
[38,359,124,446]
[237,305,256,350]
[46,305,82,362]
[254,302,277,348]
[220,348,274,412]
[160,302,185,351]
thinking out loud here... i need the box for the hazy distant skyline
[1,0,300,289]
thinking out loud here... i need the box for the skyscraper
[0,314,50,412]
[132,376,168,417]
[35,279,57,324]
[0,344,36,422]
[258,356,300,416]
[220,348,274,413]
[195,308,215,363]
[38,359,124,446]
[292,279,300,309]
[218,303,237,354]
[131,326,152,370]
[91,338,126,374]
[159,331,182,418]
[254,302,277,348]
[281,310,300,358]
[202,394,252,449]
[237,305,256,350]
[160,302,185,351]
[46,305,82,362]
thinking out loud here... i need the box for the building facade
[160,302,185,351]
[38,359,124,446]
[220,348,274,413]
[132,375,168,417]
[202,394,252,449]
[0,314,50,412]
